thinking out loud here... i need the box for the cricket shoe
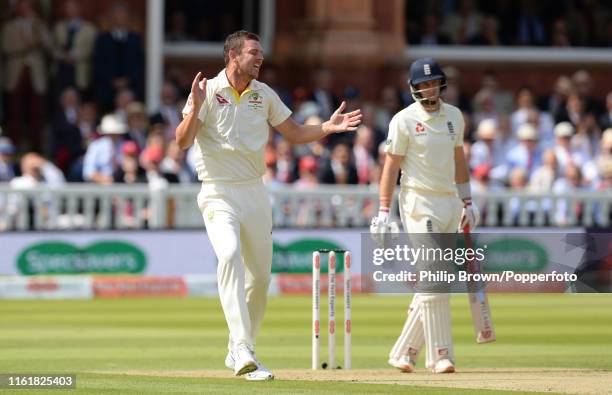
[388,355,415,373]
[233,344,258,376]
[225,349,235,370]
[432,359,455,374]
[245,359,274,381]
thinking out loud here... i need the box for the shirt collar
[218,68,261,91]
[414,99,446,121]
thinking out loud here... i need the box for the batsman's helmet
[408,57,447,103]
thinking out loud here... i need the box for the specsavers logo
[272,239,346,273]
[484,238,548,272]
[458,237,548,272]
[17,241,147,275]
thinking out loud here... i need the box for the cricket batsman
[370,58,480,373]
[175,31,362,381]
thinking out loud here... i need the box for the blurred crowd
[0,0,611,213]
[406,0,612,47]
[162,0,612,48]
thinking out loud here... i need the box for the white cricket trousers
[197,179,273,351]
[391,188,463,368]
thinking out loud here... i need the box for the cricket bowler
[370,58,480,373]
[175,30,362,381]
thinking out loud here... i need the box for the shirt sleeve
[182,92,209,122]
[181,94,193,118]
[384,114,409,155]
[267,88,292,127]
[455,111,465,147]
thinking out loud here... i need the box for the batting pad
[421,293,454,368]
[389,294,425,362]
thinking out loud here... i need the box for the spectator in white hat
[506,123,543,179]
[82,114,127,184]
[470,119,501,169]
[553,122,587,174]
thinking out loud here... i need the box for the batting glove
[459,198,480,231]
[370,209,400,247]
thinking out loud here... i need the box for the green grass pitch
[1,294,611,394]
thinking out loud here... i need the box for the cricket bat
[463,226,496,343]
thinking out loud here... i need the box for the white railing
[0,184,609,231]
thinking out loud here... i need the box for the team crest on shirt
[247,91,263,109]
[447,121,455,141]
[447,121,455,134]
[415,122,426,134]
[215,93,231,106]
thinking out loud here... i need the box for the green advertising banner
[17,241,147,275]
[455,236,549,272]
[481,238,549,272]
[272,238,347,273]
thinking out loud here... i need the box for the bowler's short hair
[223,30,260,65]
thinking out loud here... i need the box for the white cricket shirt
[384,101,464,194]
[182,69,291,183]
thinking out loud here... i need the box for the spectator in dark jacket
[599,91,612,131]
[318,142,358,184]
[51,87,83,173]
[92,2,144,112]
